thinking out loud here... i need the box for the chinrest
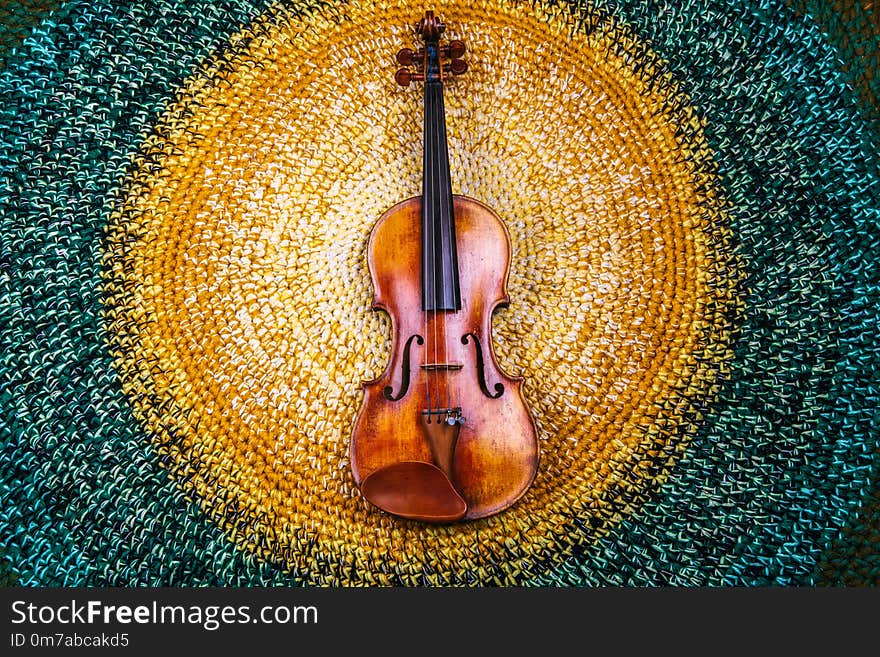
[360,460,467,523]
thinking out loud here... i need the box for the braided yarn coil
[1,0,878,585]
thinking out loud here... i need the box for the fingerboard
[421,41,461,312]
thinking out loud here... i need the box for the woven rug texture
[1,0,878,586]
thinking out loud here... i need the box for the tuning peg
[441,40,465,59]
[396,47,417,67]
[448,58,468,75]
[395,68,424,87]
[395,68,412,87]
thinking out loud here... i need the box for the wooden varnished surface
[351,195,539,520]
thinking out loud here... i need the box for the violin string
[430,75,443,417]
[446,60,461,421]
[428,70,441,419]
[422,54,432,422]
[437,69,452,416]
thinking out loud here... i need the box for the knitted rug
[1,0,878,586]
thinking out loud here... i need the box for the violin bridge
[420,362,463,371]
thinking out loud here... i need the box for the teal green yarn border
[1,0,878,585]
[795,0,880,586]
[531,0,880,585]
[0,0,304,585]
[791,0,880,141]
[0,0,62,69]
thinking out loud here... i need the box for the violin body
[351,195,539,521]
[349,11,538,523]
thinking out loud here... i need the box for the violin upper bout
[365,197,422,311]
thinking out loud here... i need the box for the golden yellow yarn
[103,0,738,584]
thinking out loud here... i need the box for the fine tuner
[394,12,468,87]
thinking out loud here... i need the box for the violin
[350,11,539,523]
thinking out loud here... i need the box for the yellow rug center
[103,0,737,584]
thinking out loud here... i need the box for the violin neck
[421,68,461,312]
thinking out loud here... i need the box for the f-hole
[383,334,424,401]
[461,333,504,399]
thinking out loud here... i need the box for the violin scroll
[394,12,468,87]
[416,9,446,40]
